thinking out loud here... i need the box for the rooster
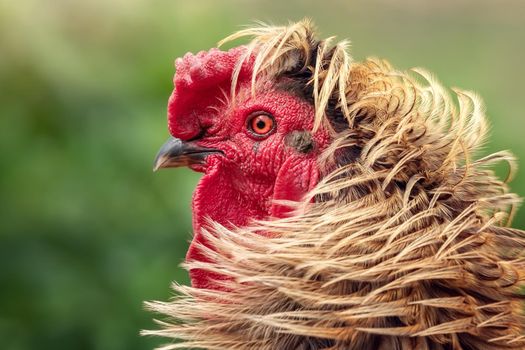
[144,20,525,350]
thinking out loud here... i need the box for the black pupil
[256,119,266,130]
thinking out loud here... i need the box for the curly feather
[144,19,525,350]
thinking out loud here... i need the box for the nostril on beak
[186,124,209,142]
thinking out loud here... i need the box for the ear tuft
[284,130,315,154]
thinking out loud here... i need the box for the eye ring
[246,112,276,139]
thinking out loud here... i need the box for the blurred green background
[0,0,524,349]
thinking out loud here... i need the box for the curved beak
[153,137,222,171]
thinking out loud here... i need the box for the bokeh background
[1,0,524,349]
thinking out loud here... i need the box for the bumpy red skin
[168,47,330,289]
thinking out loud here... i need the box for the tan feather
[144,19,525,350]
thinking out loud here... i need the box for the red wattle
[186,160,268,290]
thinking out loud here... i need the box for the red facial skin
[168,47,330,289]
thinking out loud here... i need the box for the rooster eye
[247,112,275,138]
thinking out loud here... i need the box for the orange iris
[249,113,275,137]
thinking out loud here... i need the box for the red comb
[168,47,253,140]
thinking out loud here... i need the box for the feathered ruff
[144,19,525,350]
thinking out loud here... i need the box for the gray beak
[153,137,222,171]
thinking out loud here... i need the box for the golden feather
[144,19,525,350]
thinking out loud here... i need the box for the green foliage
[0,1,523,349]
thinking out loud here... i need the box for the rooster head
[154,28,339,289]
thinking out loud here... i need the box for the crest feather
[221,19,353,131]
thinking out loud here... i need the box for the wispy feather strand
[144,19,525,350]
